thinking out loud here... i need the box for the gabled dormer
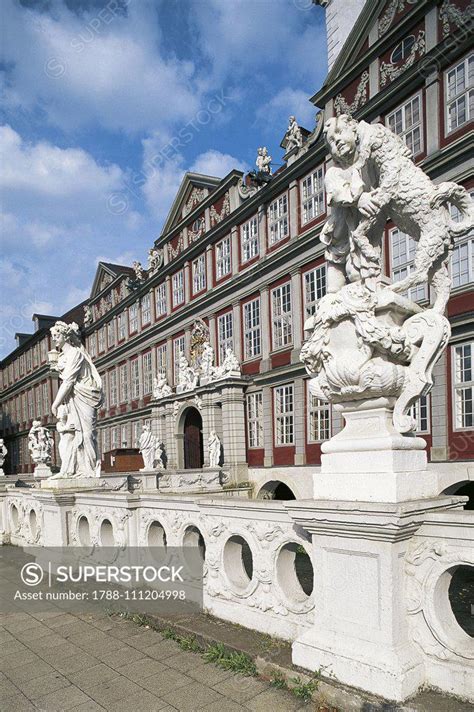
[161,173,222,236]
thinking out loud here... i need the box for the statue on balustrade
[285,115,304,152]
[152,374,172,399]
[214,347,241,380]
[208,431,221,468]
[139,423,157,471]
[176,353,199,393]
[28,420,54,466]
[301,114,473,433]
[0,439,7,476]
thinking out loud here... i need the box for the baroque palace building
[1,0,473,500]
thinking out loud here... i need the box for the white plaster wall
[325,0,367,70]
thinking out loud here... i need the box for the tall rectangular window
[42,383,48,414]
[40,339,47,362]
[216,236,231,279]
[117,312,126,341]
[98,327,106,352]
[247,392,263,448]
[133,421,141,448]
[172,270,184,306]
[307,384,330,442]
[107,320,115,348]
[156,343,167,377]
[453,342,473,429]
[301,166,324,225]
[390,228,427,302]
[387,94,423,155]
[241,216,259,263]
[274,384,294,445]
[35,387,41,420]
[450,194,474,288]
[142,352,153,394]
[218,312,234,363]
[243,298,261,360]
[155,283,167,317]
[121,424,128,448]
[131,358,141,399]
[109,369,118,406]
[271,283,292,349]
[141,293,151,325]
[192,254,206,294]
[268,194,289,245]
[26,350,32,372]
[111,426,118,450]
[173,336,185,385]
[88,334,97,358]
[120,363,129,403]
[304,264,326,319]
[445,53,473,133]
[409,394,430,434]
[129,302,138,333]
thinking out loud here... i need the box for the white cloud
[256,88,316,133]
[190,149,248,178]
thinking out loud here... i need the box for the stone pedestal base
[33,464,53,479]
[41,477,101,491]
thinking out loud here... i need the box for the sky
[0,0,327,359]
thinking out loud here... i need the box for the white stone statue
[155,442,165,470]
[83,304,92,326]
[256,146,272,175]
[132,260,145,281]
[139,423,157,471]
[152,374,173,399]
[214,347,241,380]
[28,420,54,465]
[208,430,221,468]
[285,115,303,151]
[200,341,216,383]
[147,247,163,274]
[176,353,199,393]
[301,114,474,434]
[47,321,103,479]
[0,439,7,476]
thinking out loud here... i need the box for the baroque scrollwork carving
[334,71,369,116]
[439,0,474,38]
[380,31,425,87]
[210,193,230,226]
[378,0,417,36]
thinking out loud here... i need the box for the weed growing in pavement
[290,674,320,702]
[269,670,288,689]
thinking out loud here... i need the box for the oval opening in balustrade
[148,521,167,549]
[29,510,37,540]
[100,519,114,547]
[224,535,253,592]
[10,504,19,530]
[449,564,474,638]
[78,516,91,547]
[182,525,206,577]
[277,542,314,604]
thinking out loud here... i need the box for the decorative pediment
[89,262,134,301]
[161,172,222,235]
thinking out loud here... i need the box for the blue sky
[0,0,327,358]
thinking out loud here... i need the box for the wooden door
[183,408,204,469]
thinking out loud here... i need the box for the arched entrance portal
[183,408,204,469]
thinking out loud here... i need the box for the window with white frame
[271,282,293,349]
[155,283,167,317]
[26,350,32,372]
[142,351,153,394]
[246,392,263,448]
[307,384,331,442]
[131,358,141,399]
[241,216,259,263]
[133,421,141,448]
[111,426,118,450]
[156,343,167,377]
[35,387,41,419]
[243,298,261,359]
[450,192,474,288]
[216,236,231,279]
[387,94,423,156]
[129,302,138,333]
[390,228,427,302]
[107,320,115,348]
[22,393,27,421]
[453,341,473,429]
[274,384,294,445]
[117,312,126,340]
[40,339,47,362]
[98,326,106,352]
[409,394,430,434]
[192,254,206,294]
[268,194,289,245]
[109,369,118,406]
[33,345,38,367]
[445,53,473,134]
[121,423,128,448]
[141,293,151,325]
[120,363,129,403]
[301,166,324,225]
[42,383,48,414]
[173,336,185,385]
[304,264,326,319]
[28,393,34,420]
[103,428,110,455]
[172,270,184,306]
[218,312,234,363]
[89,333,97,358]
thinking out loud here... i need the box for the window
[192,254,206,294]
[22,393,27,421]
[103,428,110,455]
[243,298,261,359]
[120,363,129,403]
[26,350,32,372]
[28,392,34,420]
[89,333,97,358]
[111,426,118,450]
[301,167,324,225]
[121,424,128,448]
[391,35,415,63]
[33,345,38,368]
[218,312,233,363]
[274,384,294,445]
[409,394,430,434]
[142,352,153,394]
[271,283,292,349]
[156,343,167,378]
[42,383,48,414]
[453,342,473,429]
[268,194,289,245]
[173,336,185,385]
[172,270,184,306]
[107,320,115,348]
[304,264,326,319]
[247,392,263,448]
[216,236,231,279]
[387,94,422,155]
[109,369,118,406]
[445,54,473,133]
[129,302,138,333]
[35,387,41,419]
[117,312,126,341]
[155,283,167,317]
[241,216,259,263]
[390,228,427,302]
[141,293,151,325]
[133,421,141,448]
[307,385,330,442]
[40,339,47,362]
[450,194,474,288]
[98,327,106,352]
[131,359,140,399]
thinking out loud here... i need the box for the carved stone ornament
[378,0,417,36]
[256,146,272,175]
[238,180,259,200]
[132,261,145,281]
[0,438,8,475]
[176,353,199,393]
[301,115,473,434]
[439,0,474,38]
[284,116,304,152]
[210,192,230,226]
[188,216,205,243]
[28,421,54,465]
[190,318,210,367]
[167,234,184,261]
[183,187,207,217]
[83,304,93,326]
[152,375,173,399]
[380,31,425,87]
[334,71,369,116]
[147,247,163,274]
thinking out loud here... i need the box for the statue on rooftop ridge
[285,115,304,152]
